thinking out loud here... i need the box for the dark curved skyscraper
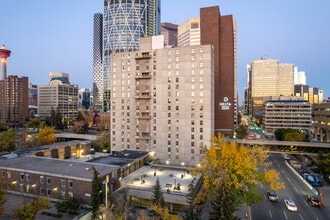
[93,13,103,112]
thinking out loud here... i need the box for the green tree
[209,181,239,220]
[0,121,7,132]
[55,196,80,214]
[0,178,7,214]
[183,185,198,220]
[14,196,50,220]
[149,177,167,219]
[0,128,16,152]
[235,124,248,139]
[112,188,133,220]
[92,132,111,152]
[91,167,104,217]
[36,126,56,145]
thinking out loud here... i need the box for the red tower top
[0,45,11,58]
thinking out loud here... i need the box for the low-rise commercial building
[262,99,312,133]
[313,98,330,142]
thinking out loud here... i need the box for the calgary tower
[0,45,11,80]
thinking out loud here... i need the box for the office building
[294,84,323,105]
[110,36,214,166]
[178,18,201,47]
[78,88,91,109]
[101,0,161,112]
[161,22,178,47]
[294,66,306,85]
[246,57,294,115]
[313,98,330,142]
[38,72,78,120]
[263,98,312,133]
[0,76,28,128]
[200,6,237,137]
[28,83,38,117]
[93,13,103,112]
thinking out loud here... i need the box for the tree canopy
[194,135,284,210]
[36,126,56,145]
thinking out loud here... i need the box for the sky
[1,0,329,103]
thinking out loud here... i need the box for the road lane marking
[299,213,304,220]
[268,210,272,218]
[283,211,288,220]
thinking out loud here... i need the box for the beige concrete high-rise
[110,36,214,166]
[178,18,201,47]
[247,57,294,115]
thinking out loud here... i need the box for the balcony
[135,52,151,60]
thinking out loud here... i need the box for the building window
[40,176,44,184]
[47,177,51,185]
[61,179,66,188]
[26,174,30,182]
[47,188,51,196]
[68,180,73,188]
[20,173,24,181]
[61,191,66,199]
[40,187,45,195]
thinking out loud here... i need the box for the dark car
[267,191,279,202]
[307,195,321,207]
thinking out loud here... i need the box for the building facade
[313,98,330,142]
[246,57,295,116]
[0,156,120,205]
[294,84,323,105]
[0,76,28,128]
[110,36,214,166]
[38,72,78,120]
[78,88,91,109]
[200,6,237,137]
[262,98,312,133]
[101,0,161,112]
[93,13,104,112]
[178,18,201,47]
[161,22,178,47]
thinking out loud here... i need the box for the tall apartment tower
[178,18,201,47]
[38,72,78,119]
[0,76,28,128]
[246,57,295,115]
[93,13,103,112]
[110,36,214,166]
[161,22,178,47]
[102,0,160,112]
[200,6,237,137]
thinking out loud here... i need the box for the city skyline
[1,0,329,103]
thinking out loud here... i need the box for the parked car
[307,195,322,207]
[266,191,279,202]
[284,199,298,211]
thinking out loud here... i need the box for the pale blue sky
[1,0,329,103]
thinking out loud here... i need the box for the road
[251,153,329,220]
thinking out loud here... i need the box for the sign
[219,97,231,110]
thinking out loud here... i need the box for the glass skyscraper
[100,0,160,112]
[93,13,103,112]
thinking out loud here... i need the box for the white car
[284,199,298,211]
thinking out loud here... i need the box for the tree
[55,196,80,214]
[36,126,56,145]
[0,178,7,215]
[209,181,239,220]
[112,188,133,220]
[183,185,198,220]
[149,177,167,219]
[235,124,248,139]
[0,128,16,152]
[70,121,88,134]
[91,167,104,217]
[194,135,284,210]
[14,196,50,220]
[91,132,111,152]
[275,128,307,142]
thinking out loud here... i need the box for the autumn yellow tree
[36,126,56,145]
[195,135,284,207]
